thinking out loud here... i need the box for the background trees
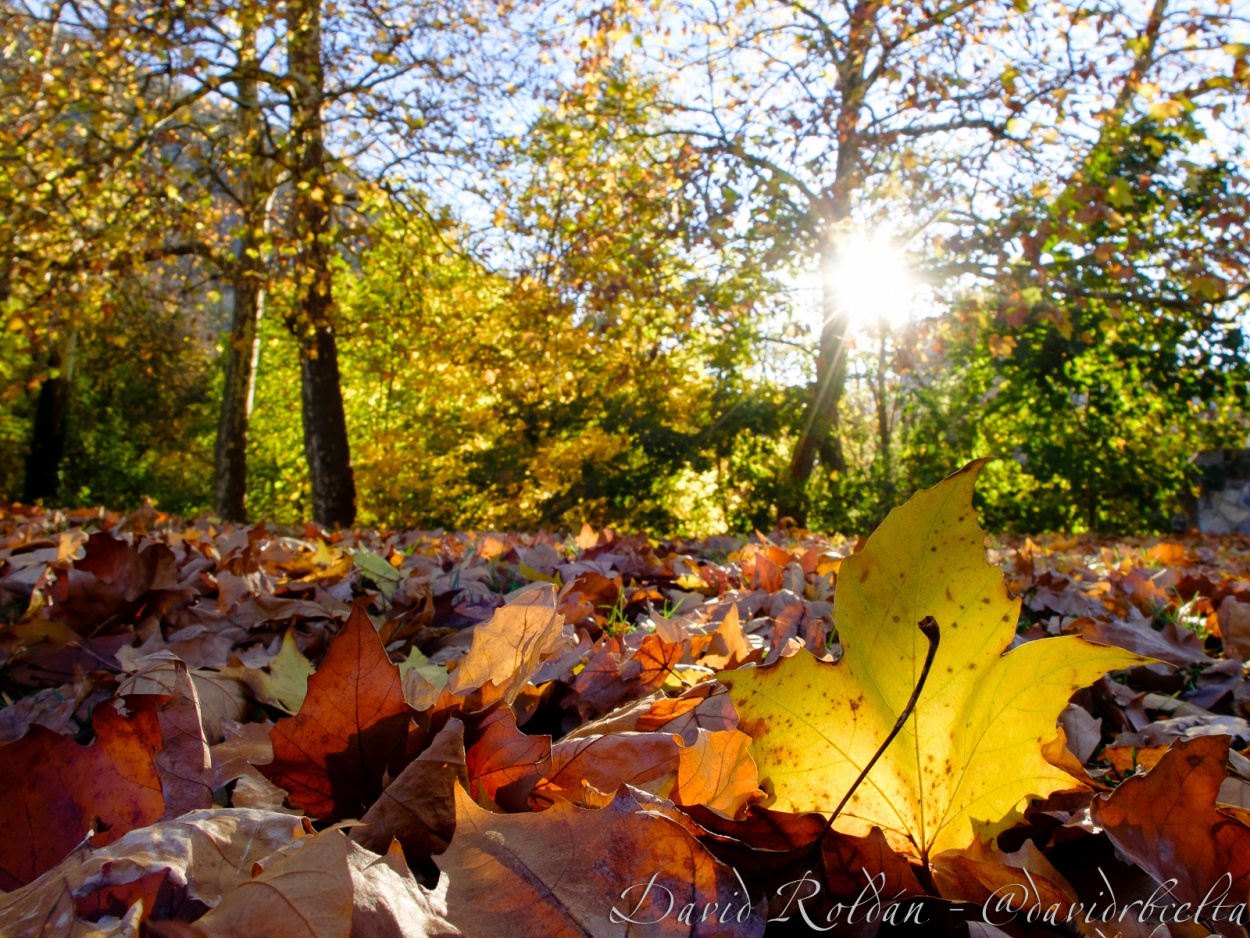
[0,0,1245,534]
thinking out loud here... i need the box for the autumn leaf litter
[0,469,1249,936]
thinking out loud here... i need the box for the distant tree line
[0,0,1246,534]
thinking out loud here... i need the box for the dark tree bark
[213,25,268,523]
[23,332,75,504]
[298,322,355,528]
[286,0,356,528]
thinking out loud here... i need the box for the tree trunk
[299,323,355,528]
[24,330,75,504]
[286,0,356,528]
[873,326,893,507]
[214,26,266,522]
[215,271,261,521]
[788,255,851,483]
[780,0,876,527]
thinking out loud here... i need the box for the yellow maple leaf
[720,460,1147,863]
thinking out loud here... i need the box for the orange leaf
[530,732,682,808]
[671,729,761,818]
[259,605,411,820]
[0,695,164,888]
[465,707,552,812]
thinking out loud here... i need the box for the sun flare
[827,233,918,329]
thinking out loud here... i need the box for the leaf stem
[817,616,941,841]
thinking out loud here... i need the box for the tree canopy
[0,0,1246,534]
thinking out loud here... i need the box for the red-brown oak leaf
[258,604,411,820]
[0,695,165,889]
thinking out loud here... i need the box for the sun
[827,233,918,330]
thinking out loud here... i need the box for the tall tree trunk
[215,272,261,521]
[23,330,75,504]
[781,1,876,525]
[286,0,355,528]
[788,248,851,485]
[873,326,893,508]
[214,25,266,523]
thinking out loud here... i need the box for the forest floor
[0,491,1248,937]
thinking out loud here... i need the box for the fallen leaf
[398,646,449,712]
[932,840,1088,930]
[154,659,213,818]
[0,696,165,889]
[671,729,761,818]
[0,809,305,938]
[1058,703,1103,764]
[437,785,762,936]
[117,652,247,742]
[226,630,315,714]
[464,707,551,812]
[1073,616,1213,668]
[636,682,738,744]
[720,461,1146,861]
[447,585,573,707]
[1090,735,1250,938]
[1218,597,1250,661]
[160,828,354,937]
[530,732,681,808]
[352,718,467,867]
[259,605,412,820]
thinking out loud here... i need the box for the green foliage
[0,0,1245,535]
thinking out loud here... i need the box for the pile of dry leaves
[0,464,1248,937]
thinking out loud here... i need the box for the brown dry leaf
[750,552,783,593]
[352,718,468,865]
[150,831,460,938]
[398,646,449,712]
[635,682,738,744]
[209,720,274,790]
[1073,617,1214,668]
[1217,597,1250,661]
[1091,735,1250,938]
[154,659,213,818]
[0,696,165,889]
[438,785,761,936]
[345,839,461,937]
[530,732,682,808]
[0,809,306,938]
[623,634,683,692]
[117,653,247,743]
[819,825,925,903]
[932,840,1094,935]
[1057,703,1103,765]
[559,693,664,742]
[259,605,412,820]
[161,828,355,938]
[464,707,551,812]
[1104,744,1169,777]
[671,729,761,818]
[208,721,297,813]
[700,605,752,670]
[0,673,97,744]
[447,585,573,706]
